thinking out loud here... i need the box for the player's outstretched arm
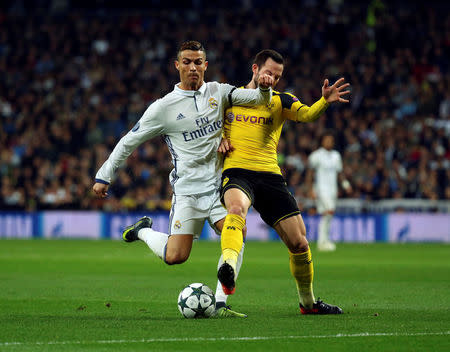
[94,100,165,190]
[224,73,274,107]
[322,77,350,104]
[293,77,350,123]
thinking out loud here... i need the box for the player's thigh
[166,234,194,263]
[223,188,252,217]
[208,191,227,235]
[273,214,309,253]
[220,168,254,217]
[169,194,207,239]
[253,174,300,228]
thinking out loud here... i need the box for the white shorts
[169,190,227,239]
[317,194,337,214]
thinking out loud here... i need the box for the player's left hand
[218,137,234,154]
[322,77,350,103]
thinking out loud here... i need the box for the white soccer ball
[177,283,216,319]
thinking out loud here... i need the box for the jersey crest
[222,177,229,187]
[209,97,218,109]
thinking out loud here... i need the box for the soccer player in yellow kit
[217,50,350,314]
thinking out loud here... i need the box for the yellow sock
[221,214,245,266]
[289,249,315,309]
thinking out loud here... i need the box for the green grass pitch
[0,239,449,351]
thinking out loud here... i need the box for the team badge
[209,97,218,109]
[226,112,234,123]
[266,101,275,109]
[222,177,229,187]
[174,220,182,229]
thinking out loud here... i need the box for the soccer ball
[177,283,216,318]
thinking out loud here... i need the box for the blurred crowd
[0,0,449,212]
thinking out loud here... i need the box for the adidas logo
[176,113,186,120]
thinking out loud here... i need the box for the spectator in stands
[0,1,448,211]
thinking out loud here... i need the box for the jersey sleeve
[219,83,272,108]
[280,92,329,123]
[95,100,165,184]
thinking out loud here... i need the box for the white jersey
[95,81,271,195]
[308,147,342,197]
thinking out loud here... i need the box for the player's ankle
[223,248,238,267]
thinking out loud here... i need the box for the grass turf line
[0,239,449,352]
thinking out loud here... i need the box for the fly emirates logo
[182,116,222,142]
[226,112,273,125]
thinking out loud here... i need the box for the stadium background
[0,0,449,242]
[0,1,449,351]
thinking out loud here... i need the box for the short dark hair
[320,130,335,143]
[253,49,284,68]
[177,41,206,59]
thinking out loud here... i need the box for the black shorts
[220,168,300,227]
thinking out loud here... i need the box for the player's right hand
[258,73,274,89]
[93,182,109,198]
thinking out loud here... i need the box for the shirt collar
[174,82,207,96]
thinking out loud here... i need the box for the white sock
[215,242,245,304]
[138,228,169,260]
[318,214,332,243]
[324,214,332,241]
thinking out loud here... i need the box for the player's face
[175,50,208,90]
[322,135,334,150]
[253,58,283,88]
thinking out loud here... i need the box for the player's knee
[287,234,309,253]
[164,250,190,265]
[227,204,247,219]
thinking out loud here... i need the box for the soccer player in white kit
[92,41,273,317]
[307,132,352,251]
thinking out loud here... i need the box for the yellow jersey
[223,89,329,175]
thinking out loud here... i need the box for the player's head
[175,41,208,91]
[252,49,284,88]
[321,130,335,150]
